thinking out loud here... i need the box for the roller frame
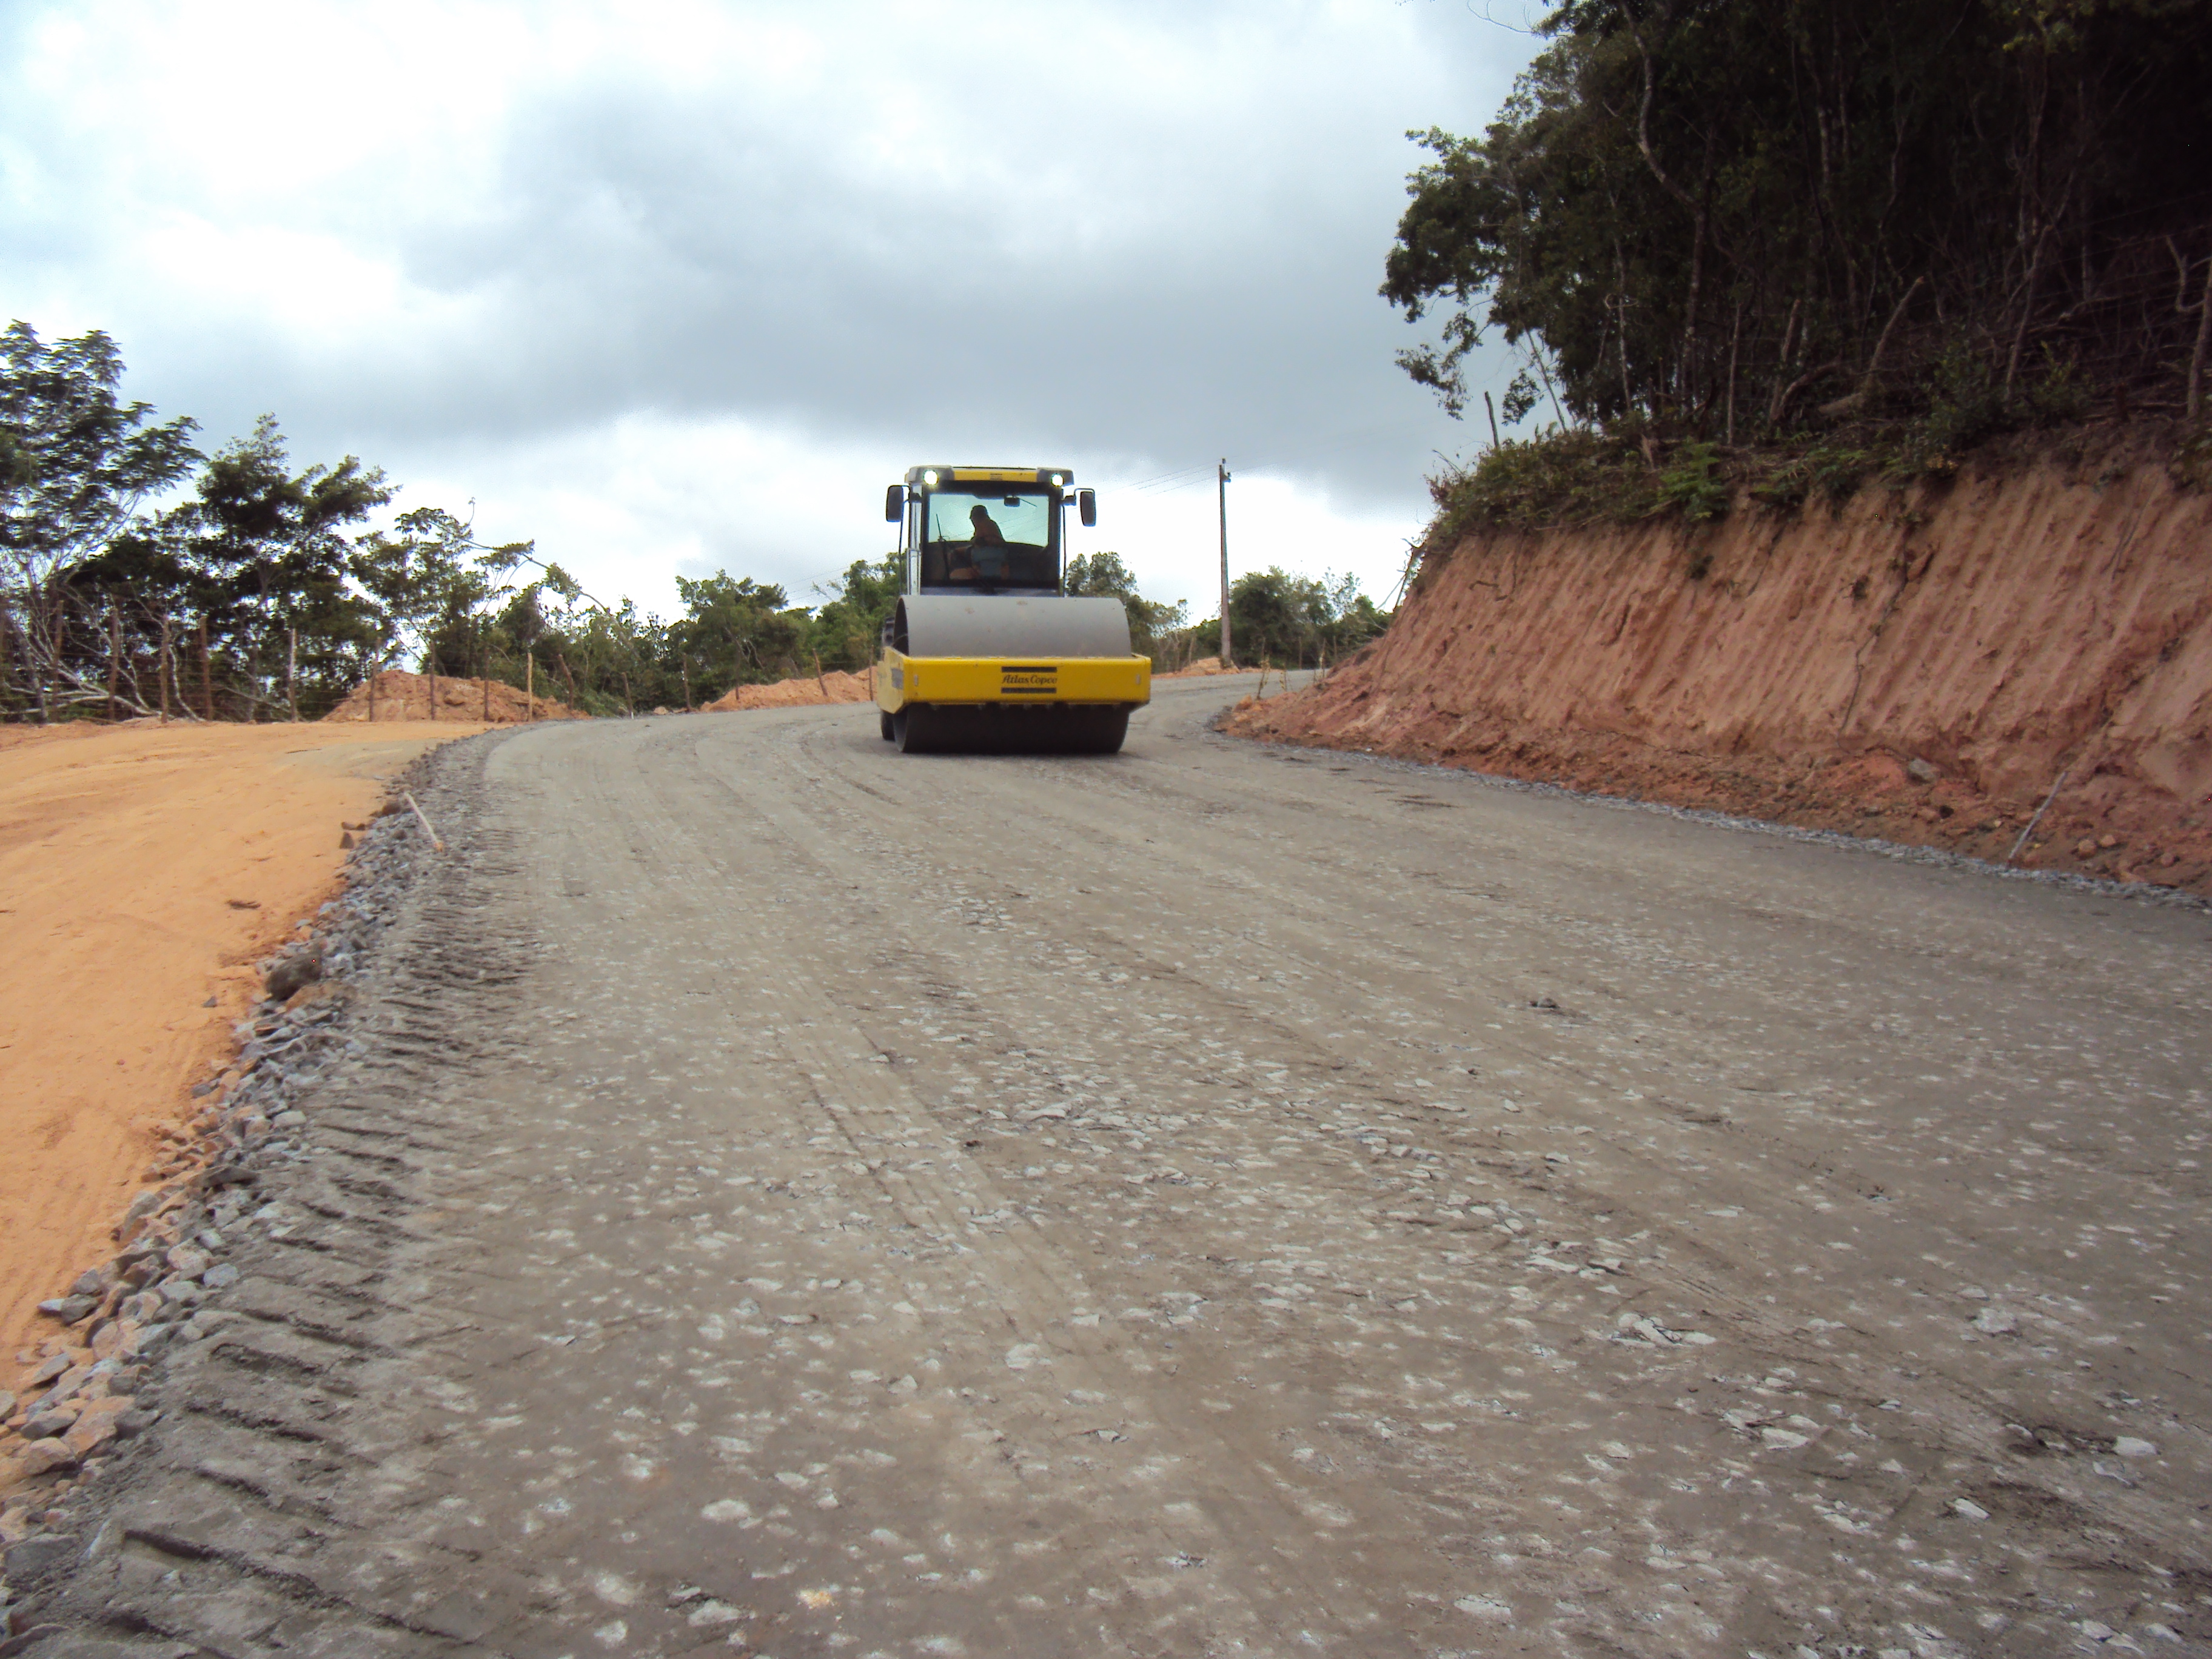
[876,595,1148,756]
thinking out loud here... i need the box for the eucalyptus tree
[0,322,198,718]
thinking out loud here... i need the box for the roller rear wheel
[893,706,944,753]
[893,705,1128,755]
[1064,707,1129,754]
[879,710,895,741]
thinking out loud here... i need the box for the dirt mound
[1227,441,2212,897]
[1160,656,1237,678]
[705,668,873,711]
[323,670,588,724]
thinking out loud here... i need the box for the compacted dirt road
[25,678,2212,1657]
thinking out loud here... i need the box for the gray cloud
[1,1,1539,603]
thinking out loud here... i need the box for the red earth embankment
[1227,447,2212,895]
[323,670,588,723]
[703,668,873,711]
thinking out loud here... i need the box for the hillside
[1228,437,2211,897]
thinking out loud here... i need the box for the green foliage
[672,569,803,690]
[805,555,903,674]
[1384,0,2212,437]
[1064,551,1188,655]
[1166,568,1389,669]
[2,317,1210,722]
[0,321,201,583]
[58,414,409,719]
[0,320,201,718]
[2025,346,2092,427]
[1654,441,1728,522]
[1746,442,1879,512]
[1423,429,1656,534]
[1912,342,2011,463]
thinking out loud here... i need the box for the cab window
[920,490,1057,589]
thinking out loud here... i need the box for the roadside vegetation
[0,322,1224,721]
[1386,0,2212,548]
[1164,568,1391,671]
[0,321,918,723]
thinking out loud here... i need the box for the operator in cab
[950,503,1010,582]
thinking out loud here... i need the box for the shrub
[1654,442,1729,522]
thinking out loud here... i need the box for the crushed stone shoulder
[0,730,534,1655]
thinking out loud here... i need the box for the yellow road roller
[875,465,1150,754]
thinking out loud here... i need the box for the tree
[1382,0,2212,437]
[806,555,904,673]
[350,506,526,706]
[674,571,805,695]
[1064,551,1188,655]
[1174,568,1387,669]
[0,322,198,719]
[176,415,393,717]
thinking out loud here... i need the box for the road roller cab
[876,466,1150,753]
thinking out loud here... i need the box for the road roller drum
[874,466,1151,754]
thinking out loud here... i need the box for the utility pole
[1217,458,1233,669]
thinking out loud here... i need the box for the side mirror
[1078,488,1096,528]
[884,484,904,523]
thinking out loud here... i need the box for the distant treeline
[1170,568,1391,671]
[1387,0,2212,495]
[0,320,1255,721]
[0,317,925,722]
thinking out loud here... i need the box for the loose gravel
[1215,711,2212,914]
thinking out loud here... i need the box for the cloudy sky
[1,1,1541,620]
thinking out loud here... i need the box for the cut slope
[1228,448,2211,894]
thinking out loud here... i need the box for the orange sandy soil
[702,668,873,711]
[1158,656,1239,679]
[0,719,486,1392]
[323,668,588,723]
[1227,440,2211,897]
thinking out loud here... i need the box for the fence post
[107,601,121,722]
[525,652,534,721]
[287,628,299,721]
[158,615,172,723]
[198,619,213,721]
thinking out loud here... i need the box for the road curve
[38,676,2212,1657]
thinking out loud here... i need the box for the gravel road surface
[22,675,2212,1658]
